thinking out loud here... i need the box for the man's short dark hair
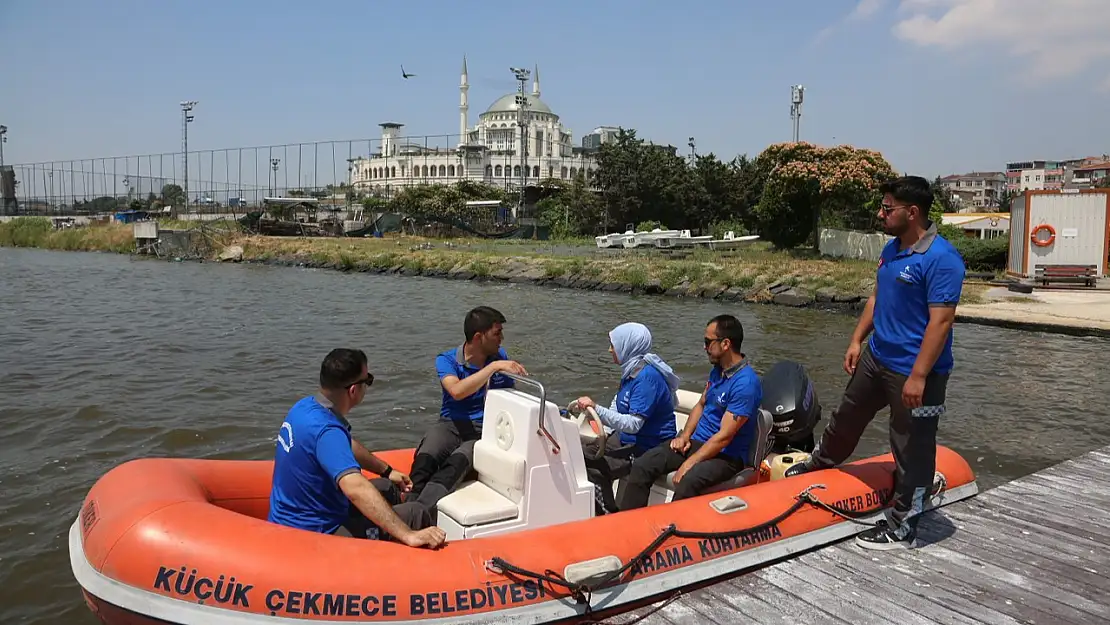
[879,175,934,219]
[464,306,506,342]
[320,348,368,389]
[708,314,744,354]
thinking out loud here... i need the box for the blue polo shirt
[870,222,965,377]
[435,345,515,425]
[268,395,362,535]
[615,363,678,455]
[691,360,762,463]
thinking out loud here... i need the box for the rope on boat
[486,484,890,619]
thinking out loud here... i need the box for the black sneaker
[856,520,917,551]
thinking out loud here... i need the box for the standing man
[786,175,965,551]
[268,348,446,548]
[408,306,528,509]
[618,314,762,509]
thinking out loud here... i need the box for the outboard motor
[760,360,821,454]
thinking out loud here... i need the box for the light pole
[510,67,530,220]
[789,85,804,142]
[0,125,7,167]
[181,101,197,212]
[271,158,281,196]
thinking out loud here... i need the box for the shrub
[947,233,1009,272]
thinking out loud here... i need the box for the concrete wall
[819,227,892,262]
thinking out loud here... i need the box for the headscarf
[608,322,681,407]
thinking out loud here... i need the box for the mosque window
[448,165,456,176]
[439,165,447,176]
[561,166,568,178]
[390,166,396,177]
[495,165,502,177]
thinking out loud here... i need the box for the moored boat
[69,372,978,625]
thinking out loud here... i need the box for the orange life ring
[1030,224,1055,247]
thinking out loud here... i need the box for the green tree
[161,184,185,207]
[752,142,896,249]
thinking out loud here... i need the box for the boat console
[434,375,595,541]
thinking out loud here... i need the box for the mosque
[348,57,602,196]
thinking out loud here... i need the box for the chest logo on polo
[897,266,917,284]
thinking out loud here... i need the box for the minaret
[459,55,469,147]
[532,64,540,98]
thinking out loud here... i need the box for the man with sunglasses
[785,175,965,552]
[268,348,446,549]
[619,314,762,509]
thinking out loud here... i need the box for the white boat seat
[434,388,595,540]
[435,440,524,525]
[653,407,775,497]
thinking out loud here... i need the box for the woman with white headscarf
[575,322,680,513]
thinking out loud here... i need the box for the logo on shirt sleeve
[277,422,294,452]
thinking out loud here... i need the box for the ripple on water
[3,247,1110,624]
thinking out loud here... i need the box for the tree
[535,171,602,238]
[751,142,896,249]
[996,188,1015,213]
[161,184,185,207]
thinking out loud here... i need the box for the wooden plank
[916,509,1107,594]
[601,444,1110,625]
[985,490,1110,540]
[757,561,900,625]
[942,505,1110,567]
[804,549,985,625]
[818,542,1025,625]
[698,575,851,625]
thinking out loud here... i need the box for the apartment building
[1005,160,1067,192]
[939,171,1006,210]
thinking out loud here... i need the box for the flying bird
[401,65,415,79]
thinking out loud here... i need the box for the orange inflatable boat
[69,376,978,625]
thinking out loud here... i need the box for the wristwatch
[380,465,393,478]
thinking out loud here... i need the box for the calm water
[2,247,1109,623]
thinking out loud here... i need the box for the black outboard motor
[760,360,821,453]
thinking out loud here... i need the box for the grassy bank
[1,217,991,306]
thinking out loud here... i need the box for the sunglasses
[880,204,911,215]
[347,373,374,389]
[704,337,725,348]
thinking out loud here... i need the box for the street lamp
[181,101,197,212]
[271,158,281,196]
[510,67,530,220]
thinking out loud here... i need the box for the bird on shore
[401,64,415,79]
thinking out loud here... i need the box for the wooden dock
[607,445,1110,625]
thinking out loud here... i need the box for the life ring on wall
[1030,224,1055,247]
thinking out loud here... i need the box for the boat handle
[501,372,560,454]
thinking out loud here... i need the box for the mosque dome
[482,93,553,116]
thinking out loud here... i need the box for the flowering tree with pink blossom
[752,142,897,249]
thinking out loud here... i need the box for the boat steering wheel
[567,401,607,460]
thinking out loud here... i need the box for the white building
[349,58,600,196]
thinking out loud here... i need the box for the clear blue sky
[2,0,1108,194]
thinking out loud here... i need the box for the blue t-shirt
[268,396,362,534]
[691,361,762,462]
[435,345,515,425]
[870,224,965,377]
[615,364,678,455]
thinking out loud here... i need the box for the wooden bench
[1033,263,1099,287]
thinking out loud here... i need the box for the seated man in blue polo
[268,348,446,549]
[574,321,680,514]
[618,314,762,509]
[407,306,527,511]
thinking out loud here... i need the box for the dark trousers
[582,435,637,514]
[342,477,431,540]
[409,420,480,509]
[618,440,742,510]
[812,343,948,531]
